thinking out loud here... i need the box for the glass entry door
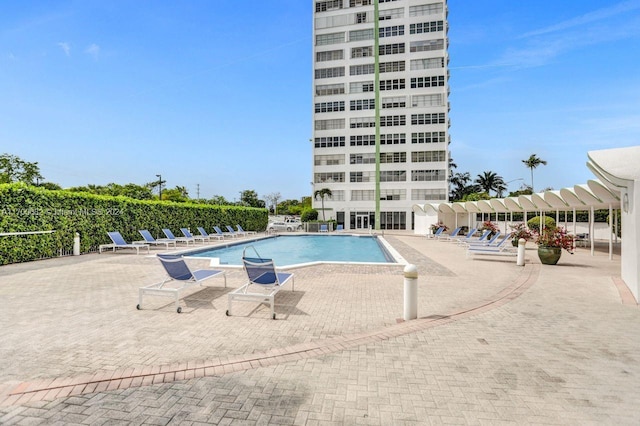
[356,213,369,229]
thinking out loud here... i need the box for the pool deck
[0,232,638,425]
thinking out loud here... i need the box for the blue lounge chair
[226,246,294,320]
[100,231,149,254]
[138,230,176,249]
[427,227,445,239]
[197,227,224,241]
[236,225,257,236]
[225,225,244,238]
[319,224,328,232]
[162,228,194,245]
[466,231,502,247]
[181,228,208,244]
[213,226,237,238]
[439,226,462,241]
[466,234,515,257]
[454,228,481,245]
[137,254,226,313]
[336,224,344,232]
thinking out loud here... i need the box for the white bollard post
[73,232,80,256]
[516,238,526,266]
[403,264,418,321]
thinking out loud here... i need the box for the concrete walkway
[0,234,638,425]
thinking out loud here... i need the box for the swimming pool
[186,235,401,266]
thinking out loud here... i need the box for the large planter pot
[537,246,562,265]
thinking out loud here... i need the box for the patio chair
[236,225,257,236]
[162,228,194,245]
[137,254,226,313]
[319,224,328,232]
[213,226,238,238]
[197,227,224,241]
[466,231,502,247]
[454,228,481,245]
[181,228,208,244]
[99,231,150,254]
[466,234,515,257]
[226,246,294,320]
[336,224,344,232]
[138,229,176,249]
[427,227,445,239]
[225,225,244,238]
[438,226,462,241]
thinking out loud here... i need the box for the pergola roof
[413,179,621,216]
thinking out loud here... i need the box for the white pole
[517,238,526,266]
[403,264,418,321]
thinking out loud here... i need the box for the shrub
[527,216,556,232]
[301,208,318,222]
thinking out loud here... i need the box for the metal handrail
[0,230,56,237]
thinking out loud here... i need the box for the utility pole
[156,174,163,200]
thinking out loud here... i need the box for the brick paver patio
[0,233,638,425]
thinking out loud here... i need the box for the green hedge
[0,184,268,265]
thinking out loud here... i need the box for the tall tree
[264,192,282,214]
[0,153,44,184]
[314,188,332,221]
[522,154,547,192]
[240,190,265,208]
[449,172,478,201]
[474,171,505,197]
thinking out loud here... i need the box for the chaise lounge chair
[197,227,225,241]
[225,225,244,238]
[100,231,150,254]
[236,225,257,236]
[226,247,294,320]
[466,234,515,258]
[427,227,445,239]
[438,226,462,241]
[319,224,328,232]
[137,254,226,313]
[162,228,194,245]
[336,224,344,232]
[213,226,237,238]
[181,228,208,244]
[138,229,177,249]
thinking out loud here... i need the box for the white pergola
[413,146,640,302]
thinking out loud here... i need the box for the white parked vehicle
[268,221,302,232]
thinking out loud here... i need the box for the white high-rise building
[312,0,450,231]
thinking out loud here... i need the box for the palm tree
[314,188,332,221]
[522,154,547,192]
[474,171,505,197]
[449,172,478,201]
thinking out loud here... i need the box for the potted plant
[510,223,533,247]
[430,222,448,235]
[479,220,499,238]
[534,226,575,265]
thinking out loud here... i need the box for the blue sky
[1,1,639,201]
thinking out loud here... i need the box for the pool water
[187,235,395,266]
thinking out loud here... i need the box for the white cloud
[85,43,100,59]
[57,42,71,56]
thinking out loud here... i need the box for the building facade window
[411,94,444,107]
[315,101,345,113]
[315,172,345,183]
[381,133,406,144]
[314,136,346,148]
[351,46,373,58]
[316,0,344,13]
[381,96,406,109]
[315,67,345,79]
[316,83,345,96]
[379,43,405,55]
[410,39,445,53]
[315,118,345,130]
[409,3,444,17]
[326,190,345,201]
[350,171,376,183]
[379,211,406,230]
[315,154,346,166]
[350,0,372,6]
[351,190,375,201]
[381,115,406,127]
[350,63,375,75]
[411,150,447,162]
[410,57,445,70]
[349,28,374,41]
[411,113,446,125]
[350,117,376,128]
[380,152,407,163]
[410,20,444,34]
[350,153,376,164]
[316,32,345,45]
[380,170,406,182]
[350,81,375,93]
[379,61,405,73]
[411,131,446,143]
[316,50,344,62]
[380,189,406,201]
[411,169,447,181]
[410,75,445,88]
[379,8,404,20]
[379,25,405,37]
[380,79,406,90]
[412,188,447,201]
[350,99,375,111]
[350,135,376,146]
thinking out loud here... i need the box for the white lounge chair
[137,254,226,313]
[319,224,329,232]
[225,225,244,238]
[466,234,515,258]
[138,230,176,249]
[213,226,237,238]
[100,231,149,254]
[236,225,257,236]
[226,247,294,320]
